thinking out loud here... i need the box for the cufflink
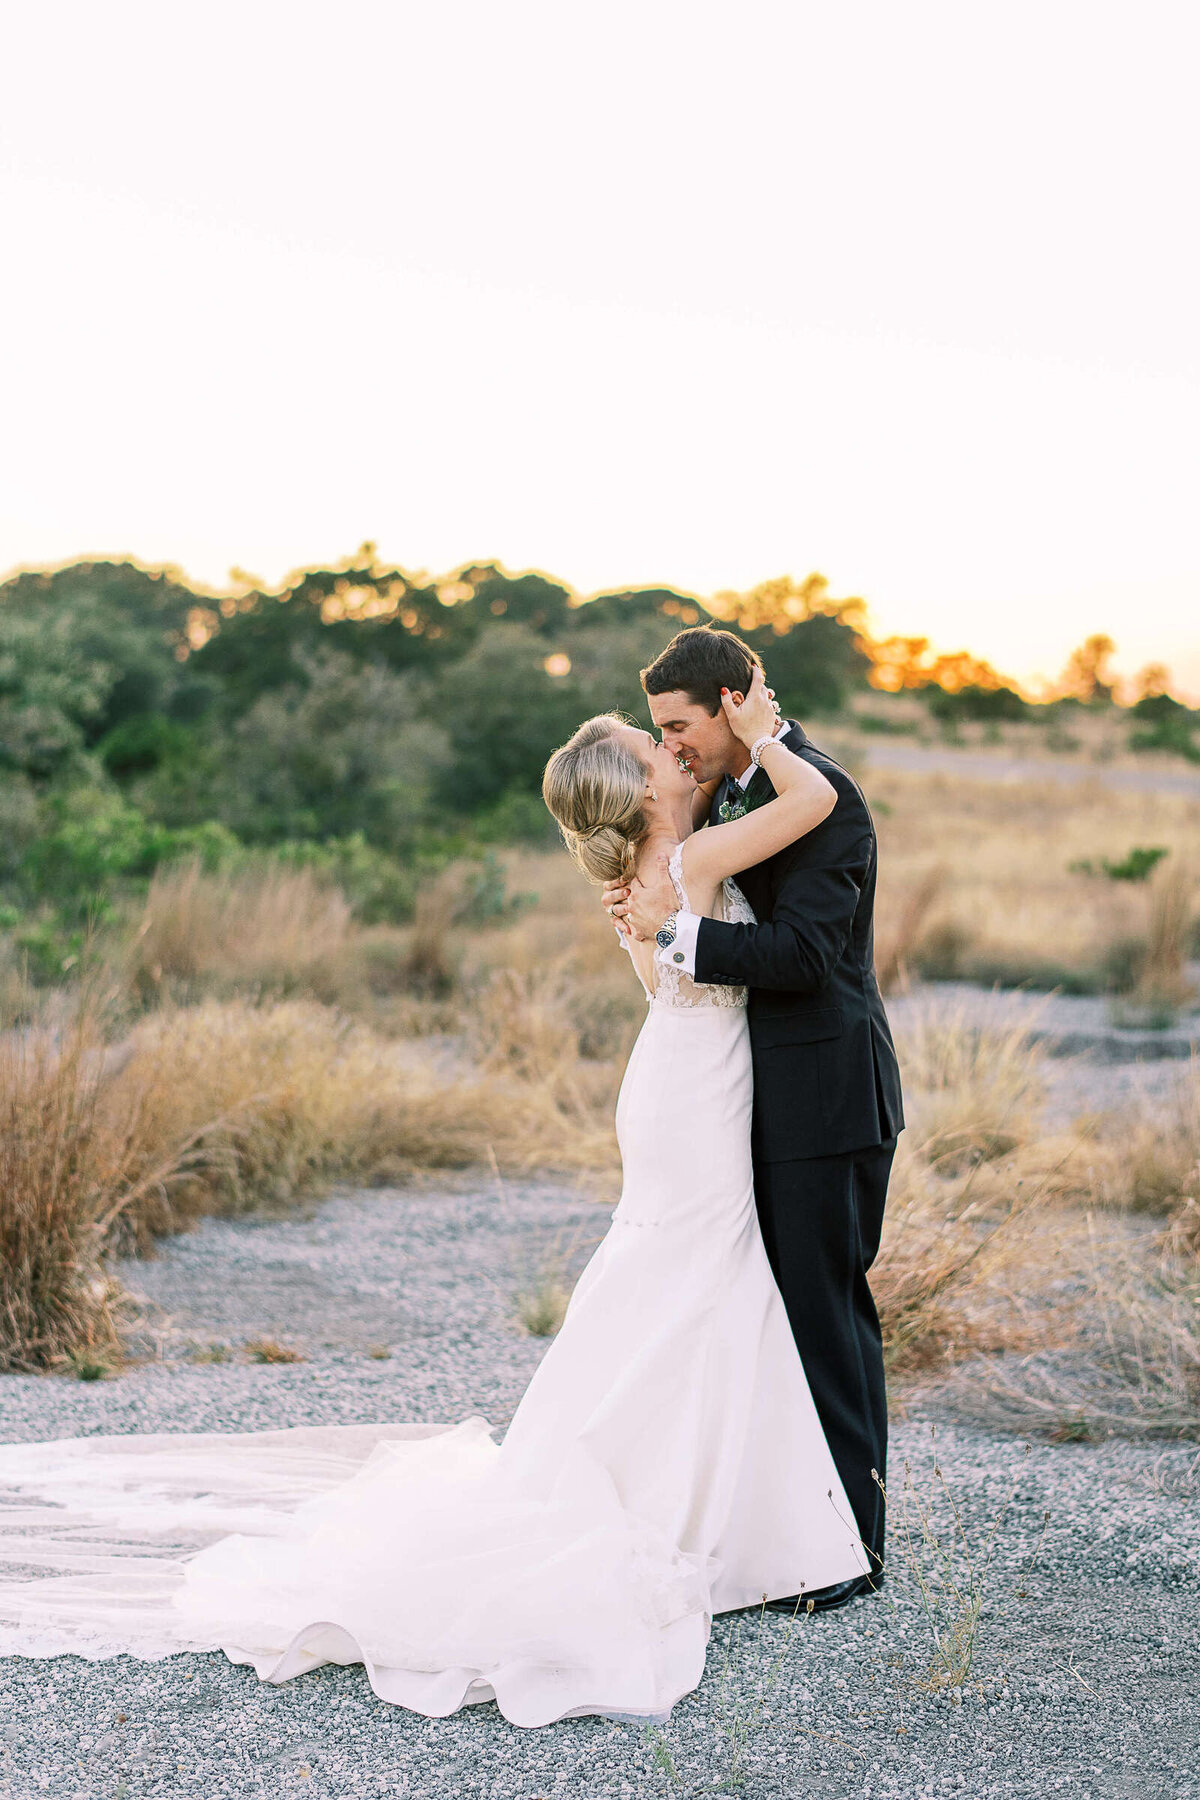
[673,952,685,964]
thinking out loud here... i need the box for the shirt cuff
[654,910,701,979]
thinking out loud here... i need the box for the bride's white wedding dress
[0,847,867,1727]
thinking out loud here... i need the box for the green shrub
[12,914,90,983]
[855,712,920,737]
[1129,714,1200,762]
[18,789,240,916]
[925,684,1029,724]
[469,788,561,844]
[268,833,418,924]
[1069,846,1171,883]
[456,851,537,925]
[98,712,195,779]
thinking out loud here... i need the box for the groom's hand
[601,876,633,937]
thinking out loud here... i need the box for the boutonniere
[718,788,769,823]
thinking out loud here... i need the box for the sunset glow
[2,1,1197,695]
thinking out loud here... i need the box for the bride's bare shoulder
[676,835,725,916]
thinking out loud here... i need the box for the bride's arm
[681,670,836,889]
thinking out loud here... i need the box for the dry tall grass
[1101,1064,1200,1215]
[866,766,1200,991]
[966,1211,1200,1440]
[1110,860,1198,1024]
[0,976,630,1368]
[4,777,1199,1414]
[871,1005,1200,1420]
[108,992,625,1241]
[871,1145,1026,1377]
[898,998,1047,1170]
[126,860,353,1001]
[874,865,947,994]
[0,1008,228,1372]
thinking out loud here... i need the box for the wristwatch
[656,910,679,950]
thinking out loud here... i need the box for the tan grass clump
[871,1140,1038,1376]
[393,863,466,998]
[1142,860,1198,1006]
[1163,1187,1200,1260]
[513,1277,572,1338]
[869,764,1198,994]
[243,1336,305,1364]
[0,1007,225,1372]
[126,860,352,1002]
[1110,860,1198,1025]
[1,985,630,1369]
[103,995,614,1244]
[969,1212,1200,1440]
[1080,1059,1200,1214]
[896,997,1047,1171]
[874,864,949,993]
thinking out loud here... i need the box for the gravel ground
[888,980,1200,1067]
[2,1179,1198,1800]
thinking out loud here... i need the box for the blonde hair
[542,714,651,885]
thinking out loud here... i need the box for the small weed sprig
[877,1426,1049,1692]
[485,1145,601,1339]
[642,1587,868,1794]
[243,1335,304,1363]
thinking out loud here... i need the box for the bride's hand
[720,665,778,748]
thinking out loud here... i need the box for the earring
[648,789,658,801]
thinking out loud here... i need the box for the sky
[2,1,1198,697]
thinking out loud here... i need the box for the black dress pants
[753,1137,897,1574]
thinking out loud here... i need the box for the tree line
[0,549,1193,972]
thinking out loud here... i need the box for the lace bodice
[621,841,754,1010]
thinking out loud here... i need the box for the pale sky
[2,1,1198,696]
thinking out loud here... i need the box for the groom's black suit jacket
[696,722,904,1165]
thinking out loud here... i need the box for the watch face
[656,926,675,948]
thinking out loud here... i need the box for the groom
[603,626,904,1610]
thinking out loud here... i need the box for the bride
[0,670,868,1729]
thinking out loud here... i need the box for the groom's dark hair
[641,626,763,717]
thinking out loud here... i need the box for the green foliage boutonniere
[718,787,769,823]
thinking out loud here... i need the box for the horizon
[4,543,1193,707]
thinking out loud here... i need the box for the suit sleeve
[694,789,873,994]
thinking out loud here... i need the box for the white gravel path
[1,1179,1197,1800]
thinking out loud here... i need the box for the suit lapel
[743,766,773,810]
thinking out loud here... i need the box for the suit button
[672,952,684,964]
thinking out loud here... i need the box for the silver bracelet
[749,732,784,768]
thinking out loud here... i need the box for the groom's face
[646,688,743,785]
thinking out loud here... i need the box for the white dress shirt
[654,721,791,981]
